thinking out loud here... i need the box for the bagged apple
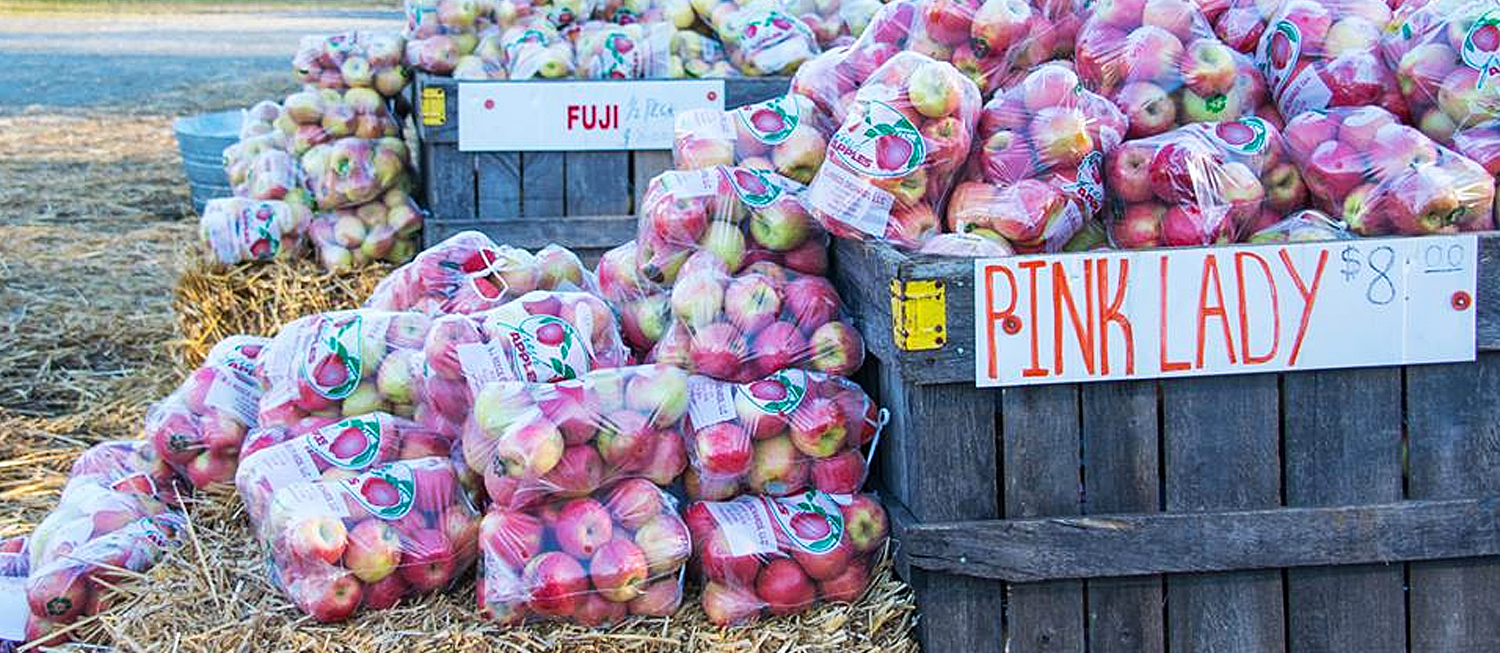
[1076,0,1273,140]
[573,21,675,78]
[199,198,310,266]
[258,457,478,622]
[917,231,1017,256]
[647,261,864,382]
[636,167,829,286]
[476,479,690,625]
[1246,209,1352,242]
[23,509,185,646]
[805,52,980,250]
[257,310,432,433]
[1282,106,1496,235]
[69,440,183,508]
[685,491,887,626]
[223,133,289,193]
[1105,116,1304,248]
[294,31,411,97]
[674,93,836,185]
[307,188,424,271]
[366,232,589,316]
[668,29,735,78]
[278,88,403,157]
[501,18,579,79]
[461,364,691,508]
[404,0,508,74]
[594,241,672,357]
[680,370,881,501]
[946,63,1125,253]
[418,290,632,432]
[1380,0,1500,161]
[692,0,822,76]
[1252,0,1405,121]
[237,412,454,526]
[144,336,270,490]
[787,0,883,47]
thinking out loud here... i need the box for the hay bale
[172,254,391,369]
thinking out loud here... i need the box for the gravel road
[0,8,401,109]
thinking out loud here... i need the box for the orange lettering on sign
[983,264,1018,381]
[1020,261,1048,378]
[1052,261,1096,376]
[1195,254,1238,368]
[1234,251,1279,365]
[1280,248,1329,367]
[1096,258,1134,375]
[1159,255,1191,372]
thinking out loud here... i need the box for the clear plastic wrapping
[594,241,672,357]
[293,31,411,97]
[365,231,592,316]
[693,0,823,76]
[1246,209,1353,242]
[302,137,409,210]
[1381,0,1500,166]
[199,198,311,266]
[144,335,271,489]
[1253,0,1405,120]
[574,21,675,78]
[306,188,424,271]
[673,93,836,185]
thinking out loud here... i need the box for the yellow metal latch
[889,279,946,351]
[421,88,447,126]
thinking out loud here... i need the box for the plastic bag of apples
[786,0,883,47]
[635,166,829,286]
[292,31,410,97]
[574,21,676,79]
[1252,0,1406,121]
[805,52,980,250]
[477,479,691,625]
[691,0,822,76]
[1380,0,1500,172]
[674,93,835,186]
[1074,0,1273,139]
[22,464,183,646]
[946,63,1126,253]
[668,29,735,78]
[1105,116,1306,248]
[417,290,632,435]
[257,310,431,432]
[258,457,479,622]
[236,412,456,526]
[144,335,271,490]
[502,18,578,79]
[680,370,883,502]
[70,439,184,508]
[236,149,308,204]
[686,491,888,626]
[649,258,864,383]
[307,188,424,271]
[404,0,522,75]
[1246,209,1353,243]
[302,137,409,211]
[594,241,673,358]
[199,197,311,266]
[278,88,403,157]
[1282,106,1496,236]
[365,231,592,316]
[459,364,691,508]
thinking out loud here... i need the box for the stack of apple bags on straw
[401,0,882,81]
[207,31,425,273]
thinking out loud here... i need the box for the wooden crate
[412,73,791,259]
[831,235,1500,653]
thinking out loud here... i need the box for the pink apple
[628,578,681,616]
[523,551,589,617]
[1116,82,1177,138]
[634,515,691,575]
[1179,38,1237,96]
[811,449,866,494]
[819,558,872,602]
[1107,141,1157,202]
[495,414,565,478]
[1141,0,1199,41]
[756,558,816,616]
[603,478,666,529]
[701,580,763,626]
[841,495,889,553]
[288,514,348,565]
[480,508,544,568]
[1302,140,1365,204]
[344,518,403,582]
[555,497,613,559]
[1125,26,1186,87]
[294,570,364,622]
[590,539,649,602]
[400,528,458,592]
[540,444,605,498]
[747,435,808,495]
[695,422,753,476]
[792,539,853,582]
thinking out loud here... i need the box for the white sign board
[973,236,1478,387]
[457,80,726,151]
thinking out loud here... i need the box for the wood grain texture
[520,152,565,217]
[1408,354,1500,653]
[565,151,630,215]
[900,497,1500,581]
[1283,367,1405,653]
[631,150,674,213]
[421,143,476,240]
[1081,380,1164,653]
[1001,384,1084,653]
[475,152,521,218]
[1162,374,1283,653]
[431,215,636,251]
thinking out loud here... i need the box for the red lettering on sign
[1096,258,1134,375]
[1195,254,1237,368]
[1052,261,1095,376]
[983,264,1018,381]
[1159,255,1191,372]
[566,105,620,131]
[1020,260,1047,378]
[567,105,580,130]
[1234,251,1279,365]
[1280,248,1328,367]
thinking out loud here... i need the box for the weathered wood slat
[423,143,475,225]
[475,152,521,218]
[565,152,630,215]
[836,234,1500,387]
[900,497,1500,581]
[1001,385,1084,653]
[631,150,674,212]
[429,215,636,251]
[520,152,565,217]
[1283,367,1405,653]
[1408,354,1500,652]
[1162,375,1283,653]
[1080,381,1163,653]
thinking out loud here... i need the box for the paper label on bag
[240,440,323,496]
[724,166,785,207]
[0,576,28,641]
[1065,150,1106,217]
[687,376,737,429]
[1258,21,1330,116]
[308,415,385,470]
[808,162,894,237]
[278,481,350,519]
[735,11,815,72]
[765,491,847,554]
[660,168,721,198]
[735,369,808,415]
[486,313,589,383]
[703,496,780,556]
[828,100,925,178]
[457,341,516,396]
[736,94,801,144]
[205,371,262,426]
[298,312,364,400]
[682,108,735,141]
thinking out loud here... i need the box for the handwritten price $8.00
[1339,245,1397,306]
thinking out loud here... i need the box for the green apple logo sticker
[738,95,800,144]
[736,369,808,415]
[1065,151,1105,215]
[726,167,783,207]
[302,314,363,399]
[1259,20,1302,92]
[767,491,845,554]
[831,100,925,178]
[1462,11,1500,87]
[502,314,586,382]
[341,462,416,520]
[1211,117,1270,155]
[310,415,383,469]
[248,202,281,260]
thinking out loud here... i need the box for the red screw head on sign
[1002,315,1022,335]
[484,99,495,110]
[1452,290,1472,311]
[707,91,718,101]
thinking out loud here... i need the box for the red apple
[555,498,613,559]
[591,539,650,602]
[841,495,890,554]
[755,558,816,616]
[523,551,589,617]
[480,507,545,568]
[295,570,364,623]
[701,580,763,626]
[400,528,458,592]
[818,558,872,603]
